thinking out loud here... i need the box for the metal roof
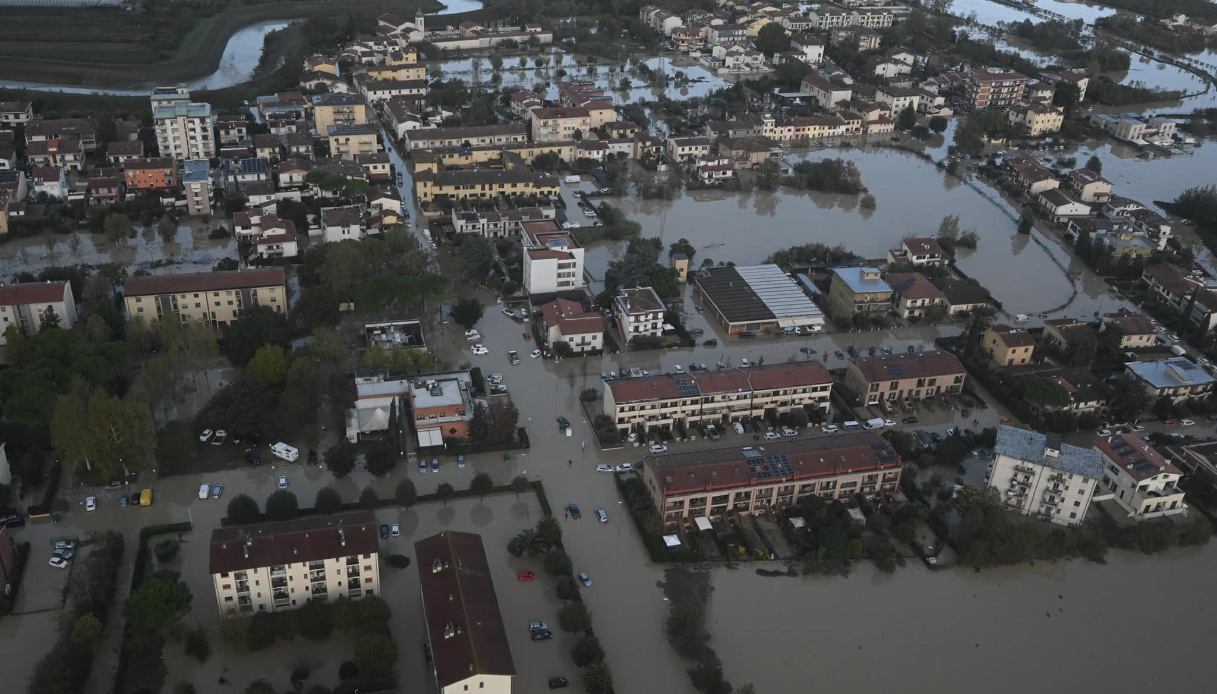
[995,425,1103,480]
[1126,358,1217,390]
[695,264,823,326]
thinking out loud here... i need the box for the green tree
[582,661,614,694]
[1022,376,1072,410]
[247,345,288,385]
[70,613,103,646]
[558,602,592,633]
[897,105,916,130]
[314,486,343,513]
[103,212,131,242]
[184,625,211,662]
[54,389,157,479]
[436,482,455,505]
[458,235,497,282]
[357,595,391,625]
[124,570,192,643]
[265,489,299,520]
[669,238,696,263]
[157,214,178,243]
[756,158,781,191]
[325,444,356,478]
[755,22,790,57]
[354,633,398,676]
[470,472,494,498]
[929,115,948,133]
[395,479,418,507]
[571,634,605,666]
[544,548,573,576]
[222,305,290,367]
[1086,154,1103,174]
[227,494,261,524]
[936,214,961,242]
[360,487,380,509]
[511,474,530,498]
[451,297,484,330]
[365,441,398,477]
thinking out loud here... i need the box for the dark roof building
[693,264,824,335]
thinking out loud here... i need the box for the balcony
[269,567,286,577]
[309,570,327,582]
[235,581,250,593]
[1014,463,1035,475]
[1008,475,1031,488]
[310,585,328,597]
[347,578,362,591]
[271,577,288,589]
[346,567,360,578]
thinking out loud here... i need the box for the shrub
[571,634,605,667]
[355,633,398,676]
[184,625,210,662]
[387,554,411,569]
[558,602,591,632]
[226,494,260,524]
[395,479,417,507]
[265,489,299,521]
[360,487,380,509]
[314,487,343,514]
[544,549,573,576]
[153,538,180,562]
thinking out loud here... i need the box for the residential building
[1101,310,1156,349]
[404,124,528,151]
[885,272,945,319]
[988,425,1103,526]
[257,92,310,134]
[320,206,367,243]
[413,168,559,205]
[107,139,145,165]
[693,264,825,335]
[1038,189,1091,223]
[0,280,78,344]
[31,166,67,200]
[666,136,713,163]
[1141,263,1202,313]
[27,136,84,171]
[150,87,215,160]
[182,159,213,216]
[1037,68,1089,102]
[1067,169,1113,203]
[1089,112,1176,145]
[209,511,380,616]
[123,268,287,327]
[874,85,921,115]
[518,223,583,295]
[1005,155,1060,196]
[790,35,825,64]
[0,101,33,127]
[450,205,556,237]
[540,298,605,354]
[87,172,123,207]
[326,124,379,160]
[1187,289,1217,333]
[25,118,98,151]
[827,267,892,318]
[1008,103,1064,137]
[526,107,589,143]
[606,362,833,436]
[887,236,947,267]
[1094,433,1187,520]
[1041,318,1096,352]
[312,93,369,134]
[250,221,300,261]
[844,350,966,406]
[415,532,515,694]
[1125,357,1217,402]
[642,433,902,526]
[1126,207,1172,250]
[983,324,1036,368]
[123,157,178,191]
[800,71,853,110]
[614,286,666,339]
[965,67,1029,109]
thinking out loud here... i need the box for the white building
[319,205,367,243]
[151,87,215,161]
[614,286,666,339]
[521,224,585,295]
[987,425,1103,526]
[1094,433,1188,520]
[209,511,381,617]
[0,280,78,347]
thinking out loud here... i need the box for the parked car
[763,431,780,441]
[380,524,391,539]
[577,572,592,587]
[85,496,97,511]
[391,523,400,537]
[471,345,489,355]
[246,452,262,466]
[198,429,213,443]
[531,629,554,641]
[1181,418,1196,426]
[648,444,668,454]
[118,495,129,508]
[431,458,440,472]
[567,504,582,519]
[1097,428,1112,437]
[557,416,570,429]
[278,475,288,488]
[48,556,70,569]
[419,459,428,474]
[530,349,542,358]
[548,677,570,689]
[457,454,466,468]
[821,424,839,433]
[212,429,227,446]
[703,338,718,346]
[595,464,613,473]
[464,329,481,339]
[517,570,536,582]
[211,485,224,499]
[781,427,798,437]
[902,416,919,424]
[733,421,746,435]
[595,508,607,523]
[308,449,318,466]
[614,463,633,472]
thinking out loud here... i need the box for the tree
[247,345,288,385]
[559,602,592,633]
[897,105,916,130]
[929,115,948,133]
[52,388,157,479]
[436,482,455,505]
[571,634,605,667]
[458,235,497,282]
[70,613,103,646]
[544,548,573,576]
[1022,376,1072,410]
[355,633,398,676]
[1086,154,1103,175]
[359,487,379,509]
[470,472,494,498]
[124,570,192,642]
[227,494,261,524]
[755,22,790,57]
[325,444,356,478]
[936,214,961,242]
[451,297,484,330]
[103,212,131,242]
[582,661,614,694]
[668,238,696,264]
[395,479,417,507]
[184,625,211,662]
[245,680,274,694]
[265,489,299,520]
[222,305,290,367]
[756,158,781,191]
[157,214,178,243]
[365,441,398,477]
[511,474,530,498]
[297,600,334,640]
[314,487,343,514]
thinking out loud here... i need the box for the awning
[416,428,444,448]
[662,534,681,547]
[693,516,713,532]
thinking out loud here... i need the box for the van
[842,420,861,431]
[863,417,886,430]
[198,483,210,500]
[139,489,154,507]
[270,442,300,462]
[565,175,582,184]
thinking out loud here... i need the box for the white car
[1180,418,1196,426]
[781,427,798,437]
[763,431,781,441]
[471,345,490,355]
[464,329,481,340]
[673,364,684,373]
[1097,428,1112,437]
[648,444,669,454]
[212,429,227,446]
[48,556,70,569]
[278,475,288,488]
[821,424,840,433]
[740,358,751,367]
[614,463,633,472]
[733,421,746,435]
[85,496,97,512]
[199,429,213,443]
[595,464,613,473]
[627,432,639,443]
[530,349,542,359]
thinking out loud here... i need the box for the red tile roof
[209,511,378,575]
[540,298,604,336]
[415,532,515,689]
[849,350,965,383]
[124,268,286,297]
[0,280,69,306]
[1094,432,1181,481]
[609,362,831,405]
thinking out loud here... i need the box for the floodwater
[0,223,237,278]
[585,147,1128,318]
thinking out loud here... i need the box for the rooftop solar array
[749,452,793,480]
[675,378,702,397]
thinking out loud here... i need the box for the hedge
[114,522,193,693]
[0,542,30,617]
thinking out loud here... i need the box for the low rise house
[1067,168,1113,203]
[320,206,366,243]
[800,71,853,110]
[27,136,84,171]
[408,371,477,446]
[209,511,380,616]
[221,157,271,190]
[87,172,123,207]
[1101,310,1156,349]
[641,433,901,526]
[615,286,665,339]
[1142,263,1202,313]
[107,139,145,165]
[1126,207,1172,250]
[414,168,559,205]
[123,268,287,327]
[529,107,592,143]
[1005,155,1061,196]
[0,280,78,344]
[887,236,947,267]
[1187,289,1217,332]
[983,324,1036,368]
[540,298,605,354]
[1038,189,1091,224]
[827,267,892,318]
[450,205,555,237]
[885,272,945,319]
[405,124,528,151]
[31,166,67,200]
[1094,433,1187,520]
[1008,102,1064,137]
[666,135,713,163]
[874,84,921,115]
[1125,357,1217,402]
[0,101,33,127]
[26,117,98,151]
[844,350,966,406]
[1041,318,1096,352]
[327,124,379,160]
[987,425,1102,526]
[1089,112,1176,145]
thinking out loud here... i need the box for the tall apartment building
[182,159,213,216]
[642,433,902,526]
[151,87,215,160]
[209,511,381,617]
[528,107,592,143]
[522,224,585,295]
[844,350,966,406]
[987,425,1102,526]
[605,362,833,436]
[312,93,369,134]
[416,532,515,694]
[1093,433,1187,520]
[123,268,287,327]
[614,286,665,339]
[0,280,78,346]
[965,67,1029,110]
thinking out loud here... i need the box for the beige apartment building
[312,93,369,134]
[413,168,559,204]
[844,350,966,406]
[209,511,381,617]
[124,268,287,328]
[529,107,592,143]
[988,425,1102,526]
[0,280,78,347]
[1008,102,1064,137]
[326,124,380,160]
[642,433,903,527]
[983,324,1036,368]
[605,362,833,436]
[966,66,1028,109]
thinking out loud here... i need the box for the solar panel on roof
[749,452,794,480]
[888,363,904,377]
[675,378,701,397]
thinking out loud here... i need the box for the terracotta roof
[1143,263,1199,297]
[645,432,901,496]
[0,280,69,306]
[1094,432,1181,481]
[209,511,378,575]
[901,236,944,257]
[849,350,965,384]
[531,106,590,119]
[987,324,1036,348]
[124,268,286,297]
[609,362,831,405]
[885,272,944,302]
[415,532,515,689]
[1103,310,1154,336]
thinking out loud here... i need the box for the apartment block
[1094,433,1187,520]
[988,425,1102,526]
[529,107,592,143]
[182,159,213,216]
[413,168,559,205]
[965,67,1029,110]
[983,324,1036,368]
[209,511,381,617]
[123,268,287,328]
[312,93,369,134]
[642,433,902,527]
[0,280,78,346]
[151,87,215,160]
[404,124,528,151]
[522,224,584,295]
[844,350,966,406]
[605,362,833,436]
[615,286,665,340]
[326,124,380,160]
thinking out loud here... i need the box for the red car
[517,570,536,582]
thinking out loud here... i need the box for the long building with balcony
[1094,432,1187,520]
[641,433,903,527]
[844,350,966,407]
[123,268,287,328]
[605,362,832,436]
[987,425,1103,527]
[209,511,381,617]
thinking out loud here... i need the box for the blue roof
[223,158,269,175]
[995,425,1102,480]
[833,267,891,295]
[1126,358,1217,390]
[182,159,210,183]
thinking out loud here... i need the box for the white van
[564,174,582,184]
[842,420,861,431]
[270,442,299,462]
[198,483,210,500]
